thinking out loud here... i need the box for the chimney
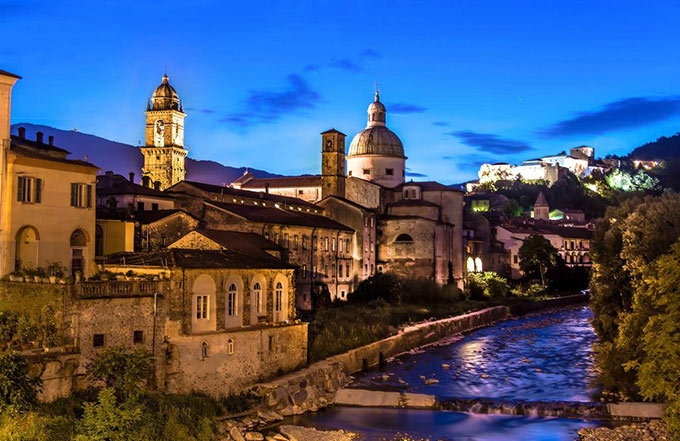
[153,181,161,191]
[48,135,54,146]
[265,183,270,194]
[36,132,44,144]
[129,172,135,183]
[141,176,151,187]
[17,127,26,139]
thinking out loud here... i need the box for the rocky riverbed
[577,420,669,441]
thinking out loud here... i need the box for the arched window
[466,257,475,273]
[227,338,234,355]
[253,282,262,314]
[474,257,483,273]
[70,229,88,247]
[201,341,209,359]
[275,282,283,313]
[394,233,414,243]
[227,283,238,316]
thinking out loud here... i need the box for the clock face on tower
[325,138,333,151]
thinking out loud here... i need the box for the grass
[307,296,543,363]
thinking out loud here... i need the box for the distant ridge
[628,132,680,161]
[10,123,280,185]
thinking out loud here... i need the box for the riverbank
[578,420,669,440]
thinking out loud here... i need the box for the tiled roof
[11,135,70,154]
[207,200,353,231]
[97,209,195,225]
[501,221,594,240]
[397,181,463,192]
[389,199,440,208]
[317,195,373,211]
[170,180,318,209]
[0,69,21,79]
[240,175,322,189]
[103,248,293,270]
[191,228,283,257]
[97,177,174,199]
[10,144,98,169]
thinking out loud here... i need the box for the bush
[88,347,153,398]
[0,352,42,413]
[465,272,510,300]
[347,273,403,304]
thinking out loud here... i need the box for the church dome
[149,74,182,111]
[348,91,405,158]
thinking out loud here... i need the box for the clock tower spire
[141,74,187,190]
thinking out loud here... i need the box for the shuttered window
[70,183,92,208]
[17,177,41,203]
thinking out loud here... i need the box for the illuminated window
[253,282,262,314]
[201,341,209,359]
[196,295,209,320]
[227,338,234,355]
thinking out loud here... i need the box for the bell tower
[321,129,346,200]
[141,74,187,190]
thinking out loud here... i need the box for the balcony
[75,280,168,299]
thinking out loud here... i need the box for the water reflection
[351,306,598,402]
[290,407,604,441]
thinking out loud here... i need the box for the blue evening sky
[2,0,680,183]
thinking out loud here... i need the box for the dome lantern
[367,90,386,128]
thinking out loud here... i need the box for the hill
[628,132,680,160]
[10,123,279,185]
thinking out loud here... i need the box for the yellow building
[0,70,99,278]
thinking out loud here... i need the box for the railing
[76,280,168,298]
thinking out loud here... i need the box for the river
[288,305,604,440]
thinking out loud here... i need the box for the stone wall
[328,305,510,374]
[166,322,308,397]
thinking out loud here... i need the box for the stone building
[97,171,176,211]
[141,75,188,190]
[231,91,465,288]
[0,71,99,277]
[75,246,307,396]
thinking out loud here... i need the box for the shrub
[347,273,403,304]
[0,352,42,412]
[88,347,153,398]
[465,272,510,299]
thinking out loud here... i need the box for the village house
[0,70,99,278]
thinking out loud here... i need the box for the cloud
[447,130,532,154]
[406,172,427,177]
[540,96,680,137]
[222,74,321,127]
[389,103,427,114]
[360,49,381,59]
[433,121,451,127]
[442,154,497,171]
[329,58,363,72]
[185,107,216,114]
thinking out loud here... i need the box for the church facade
[234,92,465,288]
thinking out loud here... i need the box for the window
[332,238,336,252]
[298,189,304,195]
[346,263,350,277]
[201,341,209,359]
[325,265,329,278]
[513,255,519,264]
[133,330,144,344]
[227,284,238,316]
[253,282,263,314]
[161,234,167,247]
[338,239,342,253]
[93,334,105,347]
[332,264,336,277]
[302,235,308,250]
[293,235,298,250]
[312,235,318,249]
[227,338,234,355]
[370,218,374,227]
[275,282,283,313]
[137,201,144,211]
[341,290,346,299]
[302,265,307,278]
[338,263,343,278]
[17,177,42,203]
[70,183,92,208]
[268,335,274,351]
[345,239,350,253]
[348,171,352,176]
[386,168,394,175]
[363,168,370,175]
[324,237,329,251]
[196,295,209,320]
[151,203,159,211]
[283,233,289,248]
[370,264,374,274]
[395,233,414,243]
[313,265,317,277]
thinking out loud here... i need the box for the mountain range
[10,123,279,185]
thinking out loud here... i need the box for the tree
[465,272,510,300]
[0,352,42,412]
[89,347,153,398]
[518,234,561,284]
[76,388,143,441]
[612,241,680,436]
